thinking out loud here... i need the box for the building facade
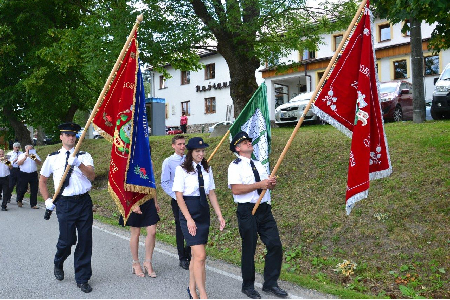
[151,19,449,131]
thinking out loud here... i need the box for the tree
[137,0,357,116]
[373,0,450,123]
[0,0,133,145]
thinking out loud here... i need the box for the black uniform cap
[230,131,252,152]
[186,137,209,150]
[58,122,81,135]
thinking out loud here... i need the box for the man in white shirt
[16,145,41,208]
[39,122,95,293]
[161,135,191,270]
[0,149,12,211]
[6,142,22,205]
[228,131,287,299]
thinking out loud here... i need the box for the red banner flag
[92,32,155,222]
[312,1,392,214]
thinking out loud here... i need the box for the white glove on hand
[45,198,55,211]
[67,156,81,167]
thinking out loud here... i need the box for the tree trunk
[3,107,32,149]
[219,44,260,118]
[410,17,426,123]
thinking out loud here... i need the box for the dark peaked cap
[58,122,81,135]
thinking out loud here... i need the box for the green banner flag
[229,82,271,174]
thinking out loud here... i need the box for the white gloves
[67,156,81,167]
[45,198,55,211]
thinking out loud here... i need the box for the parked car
[431,62,450,119]
[379,80,413,122]
[275,91,321,125]
[208,121,232,133]
[166,126,183,135]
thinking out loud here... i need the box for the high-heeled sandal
[187,287,193,299]
[132,260,145,277]
[143,259,157,278]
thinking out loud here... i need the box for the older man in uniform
[39,122,95,293]
[16,145,41,209]
[6,142,23,205]
[228,131,288,299]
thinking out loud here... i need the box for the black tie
[196,164,207,207]
[250,160,262,195]
[64,151,70,169]
[62,151,73,189]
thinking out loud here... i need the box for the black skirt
[119,198,160,228]
[179,196,210,246]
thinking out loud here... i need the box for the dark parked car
[379,80,413,122]
[431,62,450,120]
[166,126,183,135]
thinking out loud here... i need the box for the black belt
[60,192,89,200]
[238,202,268,206]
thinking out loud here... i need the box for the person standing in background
[161,135,191,270]
[180,112,188,133]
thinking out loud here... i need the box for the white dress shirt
[161,153,185,199]
[7,150,23,168]
[0,162,10,177]
[40,147,94,196]
[172,162,215,196]
[228,155,271,204]
[17,150,41,173]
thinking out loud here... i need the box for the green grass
[35,120,450,298]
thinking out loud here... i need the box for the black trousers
[0,176,10,208]
[236,202,283,289]
[54,193,93,284]
[16,171,38,207]
[171,198,191,261]
[7,168,20,201]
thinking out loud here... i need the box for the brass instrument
[0,158,11,166]
[29,154,37,160]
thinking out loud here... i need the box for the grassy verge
[35,120,449,298]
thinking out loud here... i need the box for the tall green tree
[137,0,357,116]
[0,0,132,145]
[373,0,450,123]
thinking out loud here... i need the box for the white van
[431,62,450,119]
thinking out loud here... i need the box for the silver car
[275,91,320,125]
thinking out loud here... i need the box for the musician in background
[16,145,41,209]
[6,142,22,205]
[0,149,12,211]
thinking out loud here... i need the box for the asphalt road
[0,196,333,299]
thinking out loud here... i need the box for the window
[378,23,391,42]
[274,84,289,108]
[181,71,190,85]
[159,75,166,89]
[402,20,410,37]
[424,55,439,76]
[181,101,190,116]
[302,50,316,60]
[316,71,325,86]
[393,59,407,79]
[205,97,216,114]
[333,34,343,51]
[205,63,215,80]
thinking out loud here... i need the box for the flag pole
[207,130,230,163]
[252,0,368,215]
[50,14,144,203]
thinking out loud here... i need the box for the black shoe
[242,287,261,299]
[54,266,64,281]
[1,208,7,211]
[262,285,288,298]
[77,282,93,293]
[179,259,190,270]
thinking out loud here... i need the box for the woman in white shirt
[173,137,225,299]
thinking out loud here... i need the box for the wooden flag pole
[252,0,368,215]
[51,14,144,203]
[207,130,230,163]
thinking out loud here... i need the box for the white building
[150,19,449,131]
